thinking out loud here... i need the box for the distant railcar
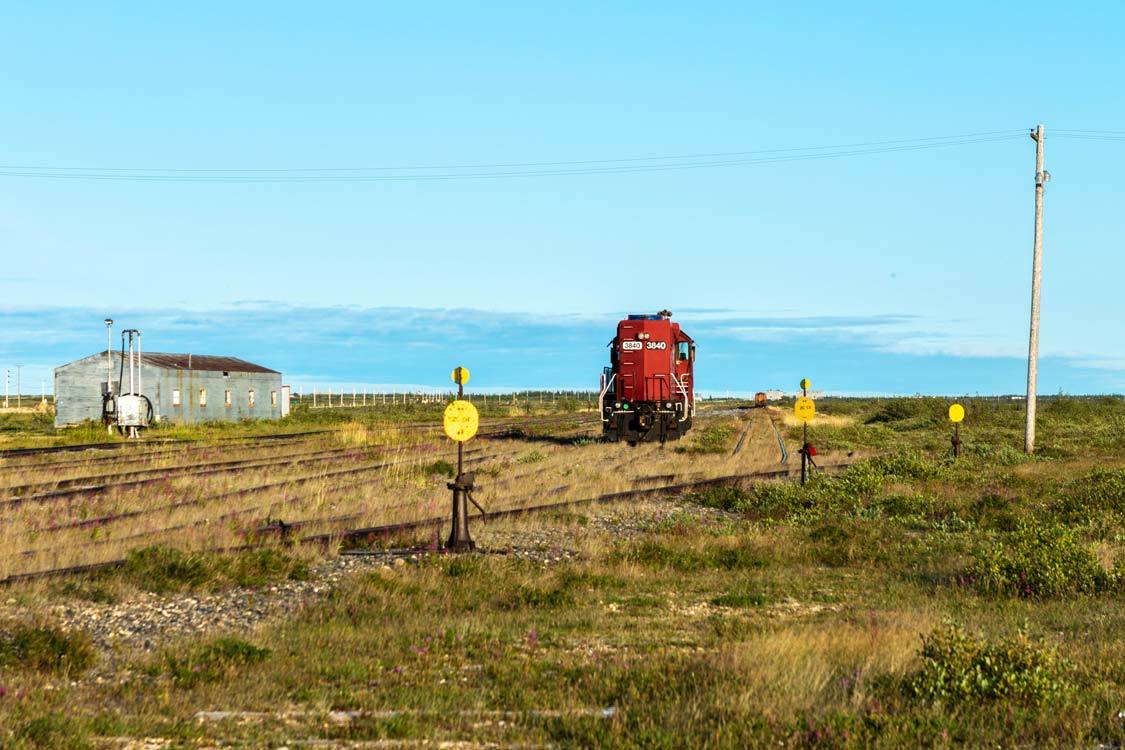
[599,311,695,444]
[755,391,767,408]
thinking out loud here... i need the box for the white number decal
[646,341,667,350]
[621,341,643,351]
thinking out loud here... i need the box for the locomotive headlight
[614,401,622,409]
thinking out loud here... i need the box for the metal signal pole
[1025,124,1048,454]
[800,381,811,486]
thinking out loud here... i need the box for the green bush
[685,485,752,512]
[906,623,1068,705]
[0,623,96,675]
[742,462,885,522]
[868,451,948,480]
[1053,468,1125,521]
[122,546,210,593]
[865,399,942,425]
[962,442,1033,466]
[517,450,545,464]
[969,522,1114,598]
[218,548,309,587]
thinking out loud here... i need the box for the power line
[1053,128,1125,135]
[0,129,1021,174]
[0,130,1026,183]
[1053,133,1125,142]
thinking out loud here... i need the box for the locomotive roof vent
[626,310,673,321]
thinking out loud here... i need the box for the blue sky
[1,2,1123,394]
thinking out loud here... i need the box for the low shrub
[0,623,96,675]
[741,462,885,522]
[517,450,545,464]
[684,485,751,512]
[906,623,1068,705]
[122,546,209,593]
[218,548,310,588]
[864,399,942,425]
[962,442,1033,467]
[868,451,947,481]
[969,522,1115,598]
[1053,468,1125,522]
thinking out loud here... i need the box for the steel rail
[766,412,790,464]
[0,445,375,499]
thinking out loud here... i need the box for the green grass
[2,396,1125,747]
[112,546,309,594]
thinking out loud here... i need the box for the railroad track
[0,457,860,585]
[0,430,335,461]
[0,444,492,538]
[0,413,595,467]
[0,433,340,473]
[0,444,375,501]
[0,415,596,500]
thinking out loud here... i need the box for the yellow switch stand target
[949,403,965,423]
[451,367,470,385]
[794,396,816,423]
[444,399,479,442]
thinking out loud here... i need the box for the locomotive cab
[600,310,695,444]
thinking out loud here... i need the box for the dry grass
[0,412,783,581]
[717,610,938,718]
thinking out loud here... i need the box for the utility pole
[3,368,8,408]
[15,365,22,408]
[1025,124,1049,454]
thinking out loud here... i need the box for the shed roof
[94,351,280,374]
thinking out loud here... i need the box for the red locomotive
[599,310,695,444]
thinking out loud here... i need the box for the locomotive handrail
[670,373,693,423]
[598,373,616,423]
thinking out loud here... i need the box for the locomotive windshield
[677,342,690,361]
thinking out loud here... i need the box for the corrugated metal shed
[55,351,286,427]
